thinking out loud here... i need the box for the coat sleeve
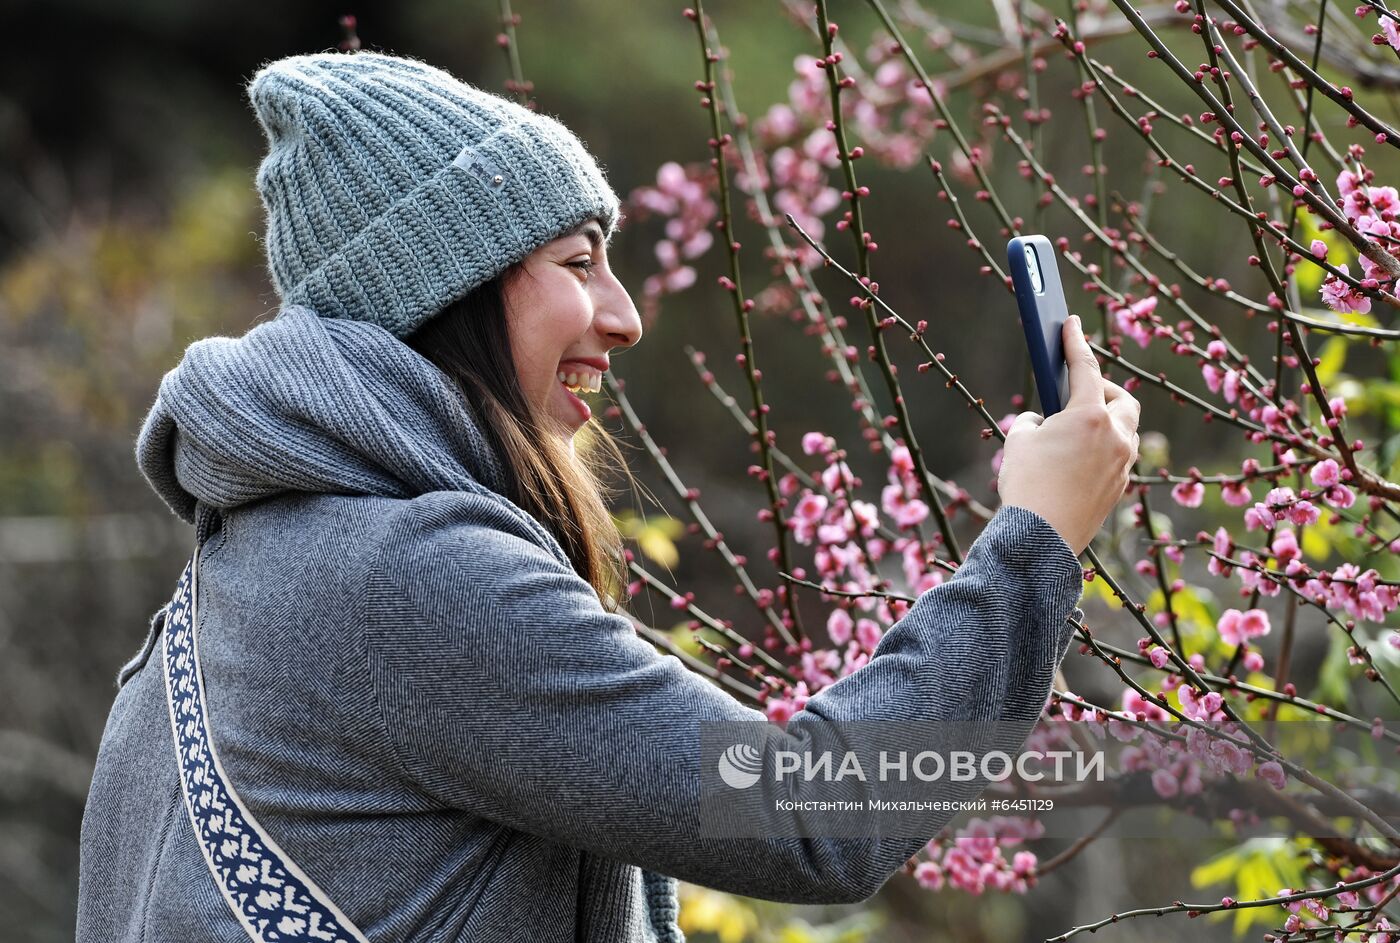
[363,491,1083,905]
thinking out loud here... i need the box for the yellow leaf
[1191,839,1308,937]
[637,526,680,568]
[1314,337,1347,388]
[1080,574,1117,607]
[1301,525,1331,562]
[1296,212,1348,296]
[615,511,684,568]
[1340,309,1380,327]
[676,885,758,942]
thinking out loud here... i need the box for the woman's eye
[567,259,596,278]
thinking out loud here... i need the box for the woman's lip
[559,380,592,423]
[558,356,609,373]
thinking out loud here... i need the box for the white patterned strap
[161,548,372,943]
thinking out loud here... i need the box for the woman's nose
[597,277,643,350]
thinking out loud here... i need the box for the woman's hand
[997,314,1141,557]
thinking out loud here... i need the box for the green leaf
[1190,839,1308,936]
[1309,629,1355,711]
[1146,585,1230,660]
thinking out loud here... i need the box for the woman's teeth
[557,368,601,394]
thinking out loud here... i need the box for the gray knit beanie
[246,50,622,338]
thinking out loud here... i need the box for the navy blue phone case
[1007,235,1072,416]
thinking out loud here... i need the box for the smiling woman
[401,214,645,608]
[78,44,1091,943]
[498,217,643,442]
[77,49,693,943]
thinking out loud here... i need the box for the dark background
[4,0,1393,939]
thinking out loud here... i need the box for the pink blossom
[791,491,828,544]
[1171,480,1205,507]
[765,681,810,725]
[1323,483,1356,509]
[1242,650,1265,671]
[820,461,854,494]
[843,648,869,675]
[1320,264,1373,314]
[661,266,695,292]
[787,55,828,115]
[1316,563,1399,622]
[856,618,884,651]
[1222,368,1243,404]
[1311,458,1342,488]
[800,649,841,688]
[1345,187,1374,223]
[873,59,907,88]
[1218,607,1272,645]
[801,127,840,168]
[881,483,930,529]
[1220,480,1253,506]
[1151,767,1180,798]
[1123,689,1171,722]
[756,103,800,144]
[1179,685,1223,721]
[1213,525,1234,557]
[851,500,879,538]
[1272,528,1300,565]
[890,444,915,477]
[1107,715,1140,741]
[1112,296,1159,348]
[913,861,945,890]
[626,160,717,318]
[1289,499,1321,526]
[1371,185,1400,219]
[1310,239,1329,258]
[1303,897,1330,921]
[895,499,929,528]
[1377,14,1400,50]
[802,431,833,456]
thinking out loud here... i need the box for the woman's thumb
[1009,410,1043,435]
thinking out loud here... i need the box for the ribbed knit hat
[246,50,622,338]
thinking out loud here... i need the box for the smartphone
[1006,235,1072,417]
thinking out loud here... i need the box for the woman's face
[502,219,642,449]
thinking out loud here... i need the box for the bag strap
[161,541,372,943]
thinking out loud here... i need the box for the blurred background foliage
[3,0,1396,940]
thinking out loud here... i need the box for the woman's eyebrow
[573,223,604,250]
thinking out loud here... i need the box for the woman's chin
[541,409,580,452]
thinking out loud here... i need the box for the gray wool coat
[76,304,1084,941]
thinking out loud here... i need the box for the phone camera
[1023,245,1045,294]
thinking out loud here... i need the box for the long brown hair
[403,260,637,612]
